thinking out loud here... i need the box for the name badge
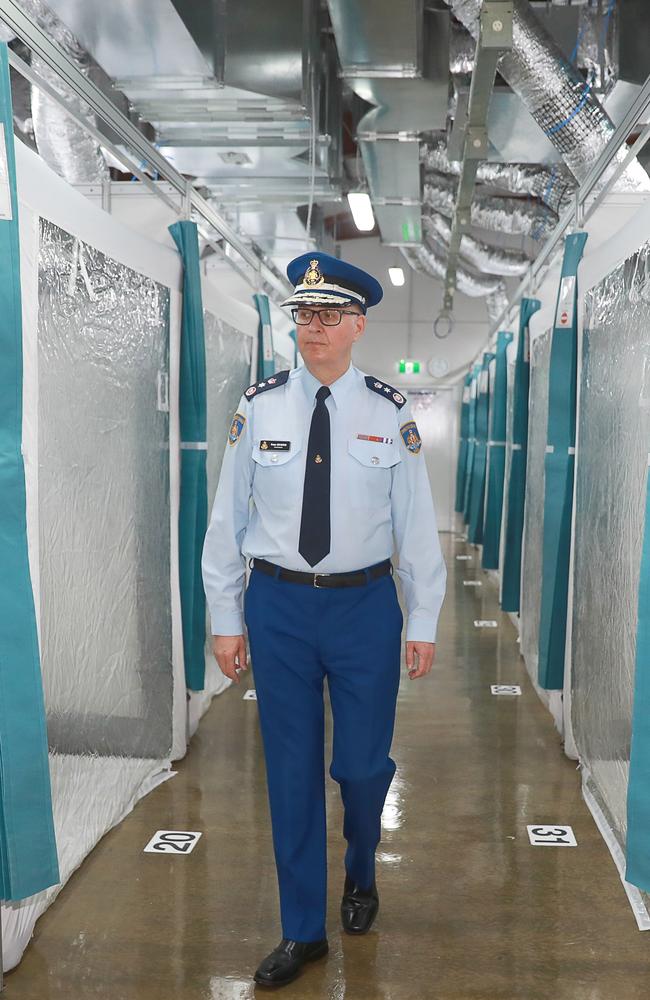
[259,440,291,451]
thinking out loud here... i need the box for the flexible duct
[423,173,558,240]
[401,244,503,297]
[424,213,529,276]
[421,135,574,213]
[443,0,648,189]
[486,283,509,327]
[4,1,107,183]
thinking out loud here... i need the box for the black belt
[252,558,392,589]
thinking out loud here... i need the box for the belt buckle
[313,573,331,588]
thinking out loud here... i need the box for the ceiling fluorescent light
[389,267,405,286]
[347,191,375,232]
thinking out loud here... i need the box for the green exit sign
[398,359,421,374]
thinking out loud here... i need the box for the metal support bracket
[440,1,513,316]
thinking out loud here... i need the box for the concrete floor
[4,533,650,1000]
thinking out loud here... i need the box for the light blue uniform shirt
[201,363,447,642]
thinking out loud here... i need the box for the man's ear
[353,314,367,342]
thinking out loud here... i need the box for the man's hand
[212,634,248,684]
[405,641,435,680]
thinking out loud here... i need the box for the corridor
[4,534,648,1000]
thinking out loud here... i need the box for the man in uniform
[201,251,446,988]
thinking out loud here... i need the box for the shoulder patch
[228,412,246,446]
[400,420,422,455]
[364,375,406,409]
[244,369,290,400]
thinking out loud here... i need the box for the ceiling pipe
[442,0,649,189]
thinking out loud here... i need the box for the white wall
[342,237,494,388]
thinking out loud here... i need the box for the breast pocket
[252,436,304,511]
[347,436,401,510]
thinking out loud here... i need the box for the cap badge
[304,259,325,288]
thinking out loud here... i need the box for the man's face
[295,304,366,370]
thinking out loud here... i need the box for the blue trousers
[244,566,403,942]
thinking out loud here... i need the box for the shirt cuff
[209,610,244,636]
[405,617,438,643]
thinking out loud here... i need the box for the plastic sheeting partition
[501,298,540,613]
[195,312,253,710]
[482,332,513,570]
[572,245,650,869]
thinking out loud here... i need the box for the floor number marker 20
[491,685,521,696]
[474,620,498,628]
[456,555,472,561]
[144,830,202,855]
[527,825,577,847]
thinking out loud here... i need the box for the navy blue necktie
[299,385,331,566]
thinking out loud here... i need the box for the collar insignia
[303,259,325,288]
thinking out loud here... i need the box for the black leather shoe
[340,873,379,934]
[253,937,329,988]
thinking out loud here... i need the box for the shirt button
[371,456,379,465]
[271,455,279,463]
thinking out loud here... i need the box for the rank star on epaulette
[244,369,290,399]
[365,375,407,409]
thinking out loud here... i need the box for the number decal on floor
[144,831,202,854]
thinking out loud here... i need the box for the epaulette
[244,369,290,400]
[364,375,406,409]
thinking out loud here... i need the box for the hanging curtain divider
[537,232,588,690]
[455,372,472,513]
[468,351,495,545]
[482,330,514,570]
[501,297,541,613]
[0,42,60,907]
[626,447,650,892]
[168,221,208,692]
[253,293,276,379]
[463,364,481,524]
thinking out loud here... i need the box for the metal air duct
[328,0,450,244]
[443,0,648,188]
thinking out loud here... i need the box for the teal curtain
[455,372,472,513]
[482,331,513,570]
[538,232,588,689]
[501,297,541,613]
[289,328,298,367]
[168,221,208,691]
[253,292,275,378]
[468,352,495,545]
[626,467,650,891]
[463,364,481,523]
[0,43,60,900]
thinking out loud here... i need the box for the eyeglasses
[291,307,360,327]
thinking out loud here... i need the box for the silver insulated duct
[443,0,649,189]
[5,0,107,183]
[401,244,503,298]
